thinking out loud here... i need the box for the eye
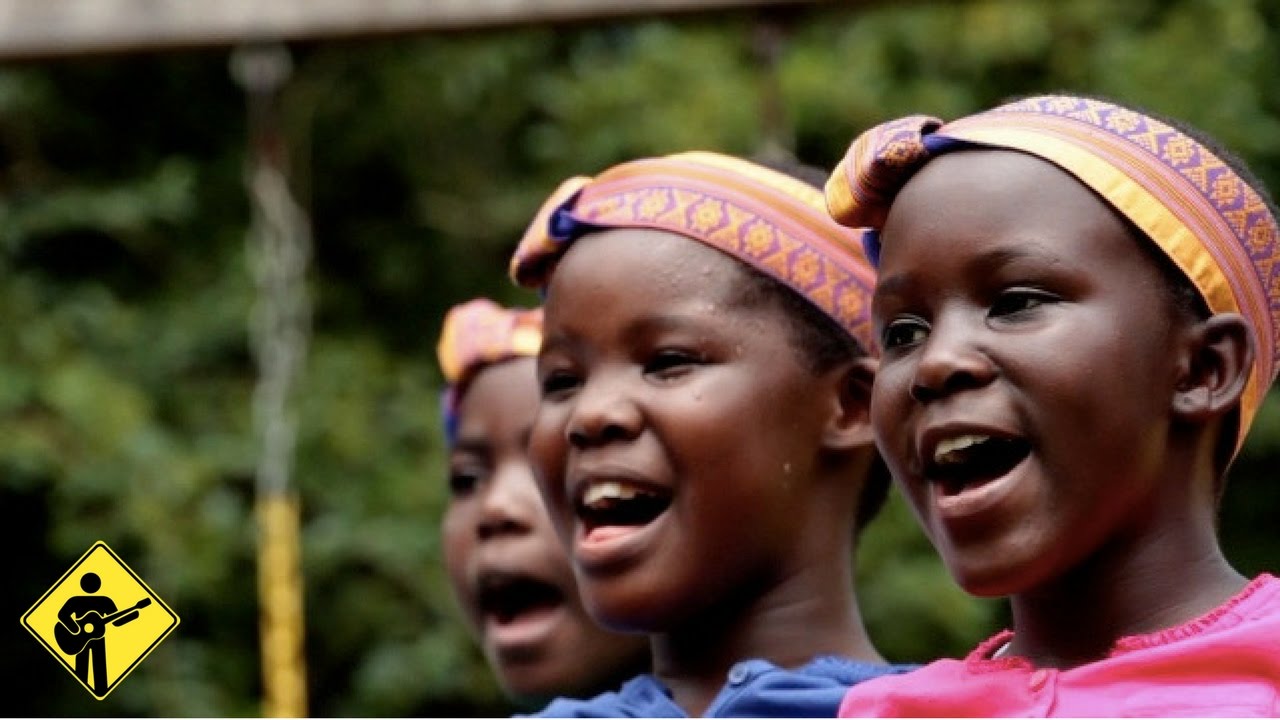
[990,288,1056,318]
[882,317,929,350]
[644,349,702,379]
[540,369,581,398]
[447,466,485,497]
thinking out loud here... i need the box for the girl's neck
[1007,525,1245,669]
[650,554,882,716]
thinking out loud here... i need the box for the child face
[871,150,1188,598]
[442,357,647,700]
[530,228,838,631]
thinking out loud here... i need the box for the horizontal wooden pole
[0,0,833,59]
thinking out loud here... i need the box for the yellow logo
[21,541,179,700]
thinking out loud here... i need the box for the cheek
[527,410,570,508]
[870,364,914,453]
[528,404,566,469]
[440,506,477,615]
[693,369,813,441]
[1022,318,1167,424]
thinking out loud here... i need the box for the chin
[956,574,1018,599]
[945,551,1030,599]
[583,599,661,634]
[499,665,572,704]
[507,663,626,706]
[582,584,683,635]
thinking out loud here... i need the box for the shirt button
[1028,669,1050,692]
[727,663,752,686]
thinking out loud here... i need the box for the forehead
[543,228,749,324]
[878,149,1156,287]
[456,357,539,427]
[889,150,1120,241]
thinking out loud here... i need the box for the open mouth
[575,480,673,534]
[476,571,564,627]
[925,433,1031,496]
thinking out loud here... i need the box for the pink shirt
[840,574,1280,717]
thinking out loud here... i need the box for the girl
[508,152,913,717]
[437,299,649,705]
[826,94,1280,716]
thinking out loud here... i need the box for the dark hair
[1026,93,1278,495]
[1164,118,1271,481]
[730,153,892,532]
[732,260,865,372]
[740,153,869,372]
[1116,221,1245,495]
[1122,99,1278,492]
[730,261,891,533]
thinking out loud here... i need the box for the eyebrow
[537,332,575,357]
[540,311,718,354]
[876,243,1063,298]
[450,438,491,455]
[873,272,913,299]
[970,244,1061,271]
[624,312,707,337]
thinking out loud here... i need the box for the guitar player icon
[55,572,147,696]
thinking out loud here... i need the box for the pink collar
[965,573,1278,672]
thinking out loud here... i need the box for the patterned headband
[825,94,1280,447]
[436,298,543,445]
[509,151,878,352]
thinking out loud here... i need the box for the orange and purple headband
[825,94,1280,446]
[509,151,878,353]
[437,298,543,444]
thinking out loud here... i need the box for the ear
[1172,313,1254,423]
[822,355,878,451]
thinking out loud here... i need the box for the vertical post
[232,42,312,719]
[751,9,794,163]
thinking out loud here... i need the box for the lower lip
[574,510,669,574]
[484,603,567,654]
[931,455,1030,525]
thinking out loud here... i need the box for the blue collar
[526,656,917,718]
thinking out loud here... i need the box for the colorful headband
[825,94,1280,447]
[508,151,878,352]
[436,298,543,445]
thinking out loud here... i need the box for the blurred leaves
[1,0,1277,715]
[0,158,195,251]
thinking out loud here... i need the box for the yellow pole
[257,494,308,718]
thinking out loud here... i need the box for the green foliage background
[2,0,1277,715]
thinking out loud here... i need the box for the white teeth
[582,481,646,507]
[934,434,991,464]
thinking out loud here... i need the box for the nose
[566,371,642,449]
[475,459,540,541]
[909,313,996,403]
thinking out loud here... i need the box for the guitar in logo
[54,598,152,656]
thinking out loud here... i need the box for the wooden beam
[0,0,831,59]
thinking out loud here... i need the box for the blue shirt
[526,656,916,718]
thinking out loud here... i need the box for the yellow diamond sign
[21,541,179,700]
